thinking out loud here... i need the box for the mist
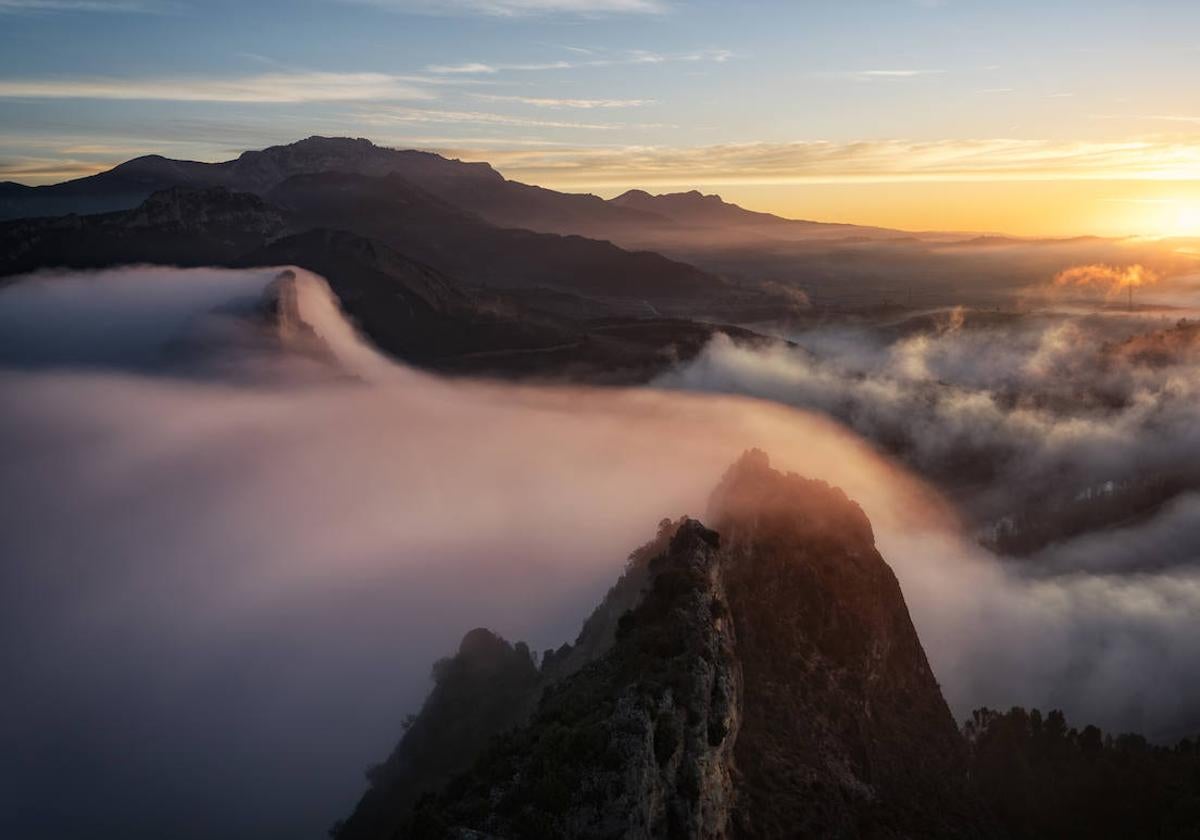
[658,299,1200,542]
[654,293,1200,729]
[3,266,1199,839]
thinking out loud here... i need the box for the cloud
[1053,263,1160,299]
[0,264,946,839]
[6,266,1200,840]
[0,155,110,180]
[655,297,1200,546]
[425,62,500,74]
[472,93,653,109]
[347,0,669,16]
[436,137,1200,188]
[358,105,627,130]
[0,0,167,12]
[1093,113,1200,125]
[424,48,731,74]
[652,300,1200,738]
[846,68,945,79]
[0,72,433,103]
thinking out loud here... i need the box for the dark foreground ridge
[335,451,985,839]
[335,451,1200,838]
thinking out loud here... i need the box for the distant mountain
[336,451,985,839]
[0,136,663,235]
[609,188,908,241]
[264,170,733,308]
[2,138,773,311]
[0,186,287,274]
[0,136,907,244]
[612,188,806,226]
[238,229,577,365]
[0,137,503,221]
[0,186,771,382]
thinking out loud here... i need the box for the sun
[1172,205,1200,237]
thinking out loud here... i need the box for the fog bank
[2,267,1199,839]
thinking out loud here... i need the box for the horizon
[3,0,1200,238]
[6,132,1197,241]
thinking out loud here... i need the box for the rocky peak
[609,188,768,227]
[337,452,984,839]
[708,447,876,557]
[228,136,504,192]
[128,186,285,234]
[705,452,976,837]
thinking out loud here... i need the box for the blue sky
[2,0,1199,233]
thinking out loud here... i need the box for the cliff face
[337,452,982,839]
[706,450,976,838]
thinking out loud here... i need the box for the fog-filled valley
[4,257,1200,838]
[9,0,1200,830]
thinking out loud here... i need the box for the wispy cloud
[358,105,625,131]
[822,68,945,81]
[0,72,433,102]
[858,69,943,77]
[424,62,500,75]
[1093,113,1200,125]
[0,0,167,12]
[345,0,669,17]
[425,60,574,74]
[0,156,111,179]
[472,93,653,109]
[425,47,731,75]
[424,138,1200,188]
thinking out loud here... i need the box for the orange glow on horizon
[636,180,1200,238]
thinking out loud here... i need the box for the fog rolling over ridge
[3,267,1200,838]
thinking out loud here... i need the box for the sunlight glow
[1172,204,1200,237]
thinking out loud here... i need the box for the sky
[1,0,1200,235]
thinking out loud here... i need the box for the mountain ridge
[336,451,985,839]
[0,136,899,243]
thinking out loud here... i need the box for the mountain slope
[0,137,505,221]
[0,136,650,230]
[608,189,909,243]
[0,187,288,275]
[238,229,578,365]
[337,451,983,839]
[0,137,908,246]
[264,170,732,307]
[0,186,771,382]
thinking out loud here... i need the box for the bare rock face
[0,186,287,277]
[337,452,983,839]
[706,450,978,838]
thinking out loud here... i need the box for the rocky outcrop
[403,519,740,840]
[706,450,978,838]
[337,452,985,839]
[124,186,286,235]
[0,186,286,275]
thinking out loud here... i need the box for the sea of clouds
[2,266,1199,839]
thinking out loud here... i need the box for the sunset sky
[2,0,1199,236]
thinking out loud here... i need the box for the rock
[336,451,988,839]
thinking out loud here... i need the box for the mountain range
[5,135,1188,326]
[1,138,805,381]
[0,135,895,243]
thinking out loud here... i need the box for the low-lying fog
[2,266,1199,839]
